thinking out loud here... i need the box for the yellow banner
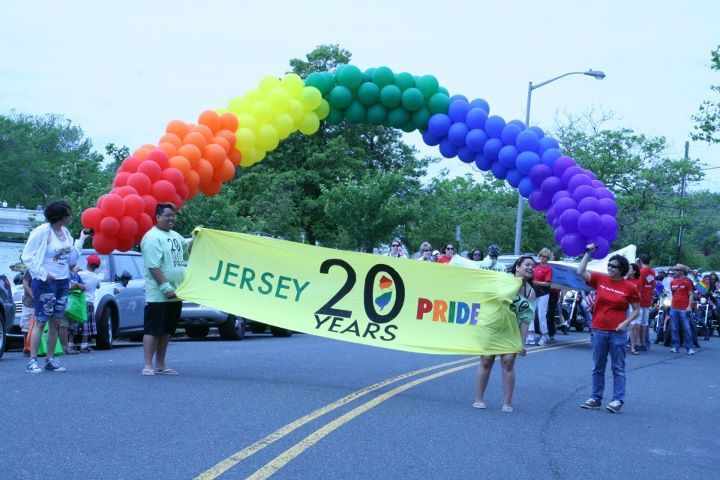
[176,228,523,355]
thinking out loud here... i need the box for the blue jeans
[591,329,627,402]
[669,308,693,351]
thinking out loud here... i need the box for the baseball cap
[432,250,440,256]
[86,254,101,267]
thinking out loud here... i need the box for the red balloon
[177,184,189,200]
[92,232,117,254]
[127,172,152,195]
[137,160,163,183]
[162,167,185,190]
[151,179,176,202]
[118,216,139,239]
[142,194,158,218]
[81,207,103,230]
[113,171,131,187]
[99,216,120,236]
[118,156,142,174]
[172,194,183,210]
[116,236,136,252]
[137,213,154,238]
[99,194,125,218]
[113,185,139,198]
[147,149,169,169]
[122,194,145,218]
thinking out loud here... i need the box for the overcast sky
[2,0,719,190]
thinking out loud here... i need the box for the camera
[82,228,94,235]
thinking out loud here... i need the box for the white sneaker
[525,336,537,345]
[538,336,549,346]
[26,358,42,374]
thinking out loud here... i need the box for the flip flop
[155,368,179,375]
[630,350,639,355]
[472,401,486,409]
[141,368,155,376]
[501,405,514,413]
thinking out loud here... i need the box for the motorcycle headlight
[701,297,707,304]
[662,297,672,307]
[564,291,574,300]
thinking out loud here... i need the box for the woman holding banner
[474,255,535,413]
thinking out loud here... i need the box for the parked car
[178,302,292,339]
[0,273,18,358]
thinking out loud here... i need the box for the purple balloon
[553,196,578,215]
[485,115,506,138]
[466,129,488,152]
[457,146,475,163]
[491,161,509,180]
[439,139,459,158]
[553,156,577,177]
[577,196,600,213]
[541,176,563,196]
[516,130,540,152]
[428,114,451,137]
[588,236,610,259]
[571,184,597,203]
[561,233,586,256]
[483,138,503,161]
[506,169,523,188]
[516,151,540,175]
[546,209,556,225]
[595,187,614,200]
[528,190,551,211]
[498,145,519,169]
[568,174,592,192]
[577,211,602,237]
[590,179,605,189]
[560,208,581,233]
[529,164,553,188]
[474,153,493,171]
[552,190,571,203]
[422,130,441,146]
[465,108,488,129]
[541,148,562,167]
[538,136,560,153]
[561,166,585,187]
[448,99,471,123]
[583,169,597,181]
[600,214,618,241]
[447,122,469,146]
[518,177,535,198]
[554,226,567,243]
[501,123,523,146]
[598,198,618,216]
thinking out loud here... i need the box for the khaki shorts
[631,307,650,326]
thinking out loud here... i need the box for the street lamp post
[513,69,606,255]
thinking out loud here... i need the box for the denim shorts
[631,307,650,326]
[32,278,70,322]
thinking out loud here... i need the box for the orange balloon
[185,169,200,191]
[228,148,242,166]
[178,144,201,168]
[198,110,221,133]
[191,124,214,144]
[133,147,152,160]
[200,180,222,196]
[140,143,157,151]
[166,120,189,139]
[187,183,199,200]
[219,112,239,132]
[204,144,227,169]
[211,136,231,154]
[195,159,214,186]
[168,155,191,177]
[159,133,182,148]
[216,129,237,148]
[214,159,236,182]
[158,142,178,158]
[183,132,207,153]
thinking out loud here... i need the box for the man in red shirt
[669,264,696,354]
[531,248,554,346]
[633,254,656,352]
[577,245,640,414]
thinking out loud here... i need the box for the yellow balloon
[256,124,279,151]
[235,128,256,151]
[245,89,261,102]
[287,99,305,123]
[236,113,258,131]
[251,100,273,123]
[300,87,323,111]
[268,87,290,113]
[281,73,305,94]
[273,113,295,139]
[228,96,249,114]
[298,112,320,135]
[314,99,330,120]
[259,75,281,94]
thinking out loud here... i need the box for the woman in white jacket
[21,200,89,373]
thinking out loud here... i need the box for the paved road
[1,331,718,479]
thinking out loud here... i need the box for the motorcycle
[558,290,588,333]
[650,291,672,345]
[695,289,720,337]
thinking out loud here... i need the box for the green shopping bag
[65,289,88,323]
[37,322,63,357]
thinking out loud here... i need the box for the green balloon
[428,93,450,115]
[387,107,410,128]
[416,74,440,100]
[336,64,362,90]
[305,72,333,97]
[325,107,344,125]
[438,86,449,96]
[344,100,366,124]
[357,82,380,105]
[401,88,424,112]
[329,85,353,109]
[411,107,431,131]
[372,66,395,88]
[380,85,402,108]
[366,104,388,125]
[394,72,415,91]
[401,121,416,133]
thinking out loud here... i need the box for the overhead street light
[513,69,606,255]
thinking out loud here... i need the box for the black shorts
[144,302,182,337]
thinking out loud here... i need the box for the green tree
[692,45,720,144]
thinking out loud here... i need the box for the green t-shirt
[141,227,190,303]
[478,258,506,272]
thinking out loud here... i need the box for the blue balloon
[541,148,562,167]
[508,119,527,130]
[482,138,503,161]
[528,126,545,139]
[498,145,519,169]
[448,99,471,123]
[484,115,506,138]
[516,151,540,175]
[501,124,523,146]
[465,129,488,152]
[438,139,459,158]
[491,161,509,180]
[538,136,560,153]
[428,114,452,137]
[506,168,523,188]
[475,153,493,171]
[447,122,469,146]
[465,108,488,130]
[469,98,490,113]
[449,94,469,104]
[516,130,540,152]
[519,177,535,198]
[457,146,475,163]
[422,129,441,146]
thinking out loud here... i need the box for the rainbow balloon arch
[81,65,618,259]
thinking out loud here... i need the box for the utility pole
[675,141,689,264]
